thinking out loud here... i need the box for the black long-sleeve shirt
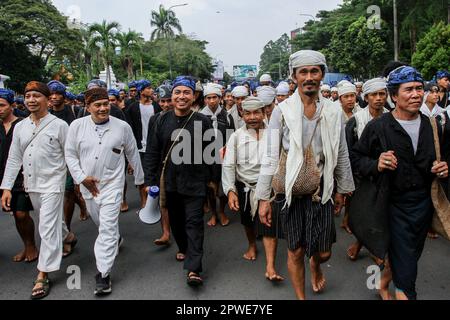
[351,112,438,199]
[0,118,25,191]
[144,110,214,197]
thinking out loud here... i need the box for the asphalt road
[0,176,449,300]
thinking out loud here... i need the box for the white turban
[203,83,222,97]
[260,74,272,83]
[321,84,331,92]
[289,50,328,76]
[276,81,290,96]
[362,78,387,97]
[355,81,364,87]
[331,87,338,93]
[337,80,356,97]
[231,86,249,98]
[257,86,276,105]
[242,97,265,111]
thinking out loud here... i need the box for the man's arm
[351,121,382,178]
[145,115,164,187]
[221,132,237,196]
[64,122,87,185]
[334,121,355,194]
[123,123,144,186]
[0,125,24,190]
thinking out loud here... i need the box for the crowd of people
[0,49,449,300]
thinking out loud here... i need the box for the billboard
[233,65,257,80]
[212,60,224,81]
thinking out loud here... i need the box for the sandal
[187,272,203,287]
[176,252,185,262]
[30,278,51,300]
[63,237,78,258]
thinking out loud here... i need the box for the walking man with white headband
[257,86,277,121]
[335,80,361,124]
[201,83,235,227]
[345,77,392,299]
[65,87,145,296]
[223,96,284,280]
[352,66,448,300]
[1,81,68,299]
[228,86,248,129]
[276,82,290,104]
[256,50,355,299]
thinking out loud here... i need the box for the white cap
[276,82,290,96]
[260,74,272,83]
[203,83,222,97]
[231,86,249,98]
[321,84,331,92]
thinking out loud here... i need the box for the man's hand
[378,150,398,172]
[228,191,240,212]
[219,147,226,161]
[432,161,448,179]
[82,176,100,197]
[334,193,345,216]
[127,164,134,175]
[259,200,272,228]
[1,190,12,212]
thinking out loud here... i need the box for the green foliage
[324,16,391,78]
[0,40,45,93]
[139,71,171,88]
[290,0,448,76]
[258,34,291,81]
[412,22,450,80]
[150,4,183,40]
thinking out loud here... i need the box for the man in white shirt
[222,96,284,281]
[1,81,68,299]
[228,86,248,129]
[65,87,145,296]
[336,80,361,124]
[126,80,162,209]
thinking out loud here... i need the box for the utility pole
[393,0,399,61]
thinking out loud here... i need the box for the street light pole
[393,0,399,61]
[166,3,188,79]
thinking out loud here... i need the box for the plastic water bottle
[149,186,160,199]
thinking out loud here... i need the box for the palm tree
[89,20,120,88]
[150,4,183,78]
[116,30,144,80]
[80,27,97,80]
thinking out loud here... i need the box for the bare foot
[79,211,89,221]
[265,269,284,282]
[243,245,257,261]
[379,287,393,300]
[203,203,210,215]
[340,219,352,234]
[154,236,170,246]
[13,250,26,262]
[207,215,217,227]
[219,213,230,226]
[427,231,439,239]
[176,252,185,261]
[120,202,129,213]
[347,242,362,261]
[310,257,326,293]
[25,247,39,262]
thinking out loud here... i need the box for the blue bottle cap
[149,186,160,198]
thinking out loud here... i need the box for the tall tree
[116,30,144,80]
[258,34,291,81]
[412,22,450,80]
[150,4,183,78]
[89,20,120,88]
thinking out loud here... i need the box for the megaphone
[138,186,161,225]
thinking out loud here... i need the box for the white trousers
[28,192,64,273]
[85,189,122,278]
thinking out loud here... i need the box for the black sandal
[187,272,203,287]
[30,278,51,300]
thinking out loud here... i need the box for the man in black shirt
[145,76,213,286]
[0,88,38,263]
[352,66,448,300]
[436,70,449,109]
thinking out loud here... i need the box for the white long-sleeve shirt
[65,116,144,200]
[0,114,68,193]
[222,126,266,195]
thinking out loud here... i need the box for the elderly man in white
[65,87,145,296]
[1,81,68,300]
[256,50,355,300]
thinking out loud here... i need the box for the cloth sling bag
[429,117,450,241]
[271,110,322,201]
[159,111,196,208]
[23,117,58,153]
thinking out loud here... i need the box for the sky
[52,0,343,74]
